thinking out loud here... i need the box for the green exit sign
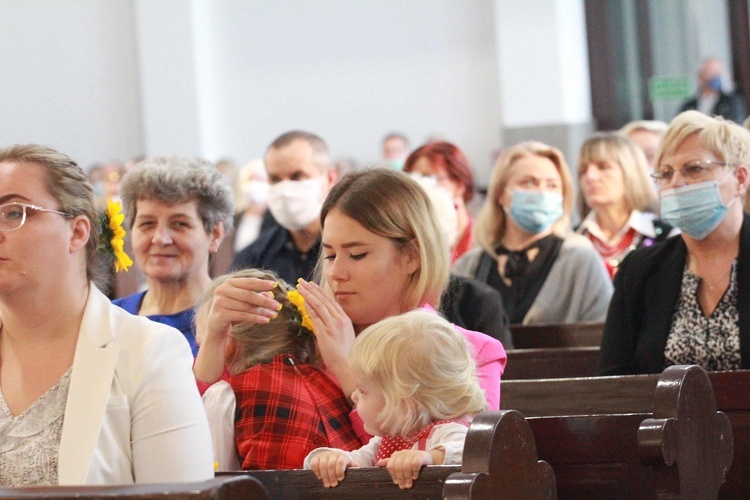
[649,76,692,101]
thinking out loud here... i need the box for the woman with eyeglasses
[576,132,678,277]
[0,145,213,485]
[599,111,750,375]
[453,141,613,325]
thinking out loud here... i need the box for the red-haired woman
[404,142,476,262]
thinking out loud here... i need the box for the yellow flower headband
[286,288,316,336]
[100,199,133,272]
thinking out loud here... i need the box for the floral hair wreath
[286,287,316,336]
[100,199,133,272]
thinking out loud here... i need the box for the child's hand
[309,451,356,488]
[376,450,436,489]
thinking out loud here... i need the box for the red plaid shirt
[229,354,360,470]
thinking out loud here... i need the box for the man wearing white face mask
[232,131,337,283]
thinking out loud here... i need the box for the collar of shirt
[577,210,659,243]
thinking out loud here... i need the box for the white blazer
[56,285,214,484]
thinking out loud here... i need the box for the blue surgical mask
[707,76,722,93]
[507,190,564,234]
[660,179,736,240]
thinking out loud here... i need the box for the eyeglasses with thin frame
[0,202,74,232]
[650,160,734,186]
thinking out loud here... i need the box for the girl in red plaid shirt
[198,269,360,470]
[304,310,486,489]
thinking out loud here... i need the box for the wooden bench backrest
[222,410,557,499]
[0,476,268,499]
[503,367,746,499]
[510,322,604,349]
[503,347,600,380]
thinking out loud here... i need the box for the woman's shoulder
[111,290,146,314]
[103,295,193,356]
[558,233,599,259]
[452,246,487,276]
[453,322,506,360]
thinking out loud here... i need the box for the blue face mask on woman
[660,179,737,240]
[506,190,564,234]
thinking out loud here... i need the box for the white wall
[0,0,143,168]
[186,0,503,182]
[0,0,595,186]
[494,0,591,127]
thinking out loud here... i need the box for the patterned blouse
[664,262,741,371]
[0,369,71,486]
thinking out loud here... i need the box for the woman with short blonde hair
[601,110,750,374]
[454,141,612,325]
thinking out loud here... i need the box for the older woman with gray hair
[600,110,750,375]
[113,155,234,355]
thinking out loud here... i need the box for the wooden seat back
[221,410,557,499]
[510,322,604,349]
[503,366,744,498]
[0,476,269,499]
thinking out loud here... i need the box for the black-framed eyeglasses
[0,202,74,232]
[650,160,734,186]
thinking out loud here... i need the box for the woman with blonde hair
[600,110,750,374]
[453,141,612,324]
[199,269,360,471]
[304,310,486,489]
[576,132,677,277]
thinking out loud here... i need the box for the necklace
[699,262,734,292]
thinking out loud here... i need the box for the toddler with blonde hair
[304,310,486,489]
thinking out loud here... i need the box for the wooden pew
[0,476,268,499]
[503,347,600,380]
[220,410,557,499]
[510,322,604,349]
[504,322,603,380]
[502,366,743,499]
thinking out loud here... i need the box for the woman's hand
[297,279,357,396]
[309,451,356,488]
[193,277,280,384]
[376,449,441,489]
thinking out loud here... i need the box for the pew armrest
[637,364,734,498]
[444,410,557,499]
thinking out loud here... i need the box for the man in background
[381,132,410,170]
[681,57,746,123]
[232,130,337,283]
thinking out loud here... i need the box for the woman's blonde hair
[474,141,574,257]
[317,168,449,310]
[195,269,319,376]
[350,310,486,438]
[656,110,750,172]
[577,132,657,219]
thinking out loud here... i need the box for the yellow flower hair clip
[286,289,316,336]
[101,198,133,272]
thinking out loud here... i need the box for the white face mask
[267,177,325,231]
